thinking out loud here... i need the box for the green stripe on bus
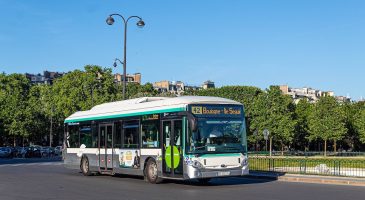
[64,107,185,123]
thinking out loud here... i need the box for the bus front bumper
[185,165,249,179]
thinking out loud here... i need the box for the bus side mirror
[177,111,198,132]
[187,114,198,132]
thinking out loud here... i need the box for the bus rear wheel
[145,159,162,184]
[81,156,92,176]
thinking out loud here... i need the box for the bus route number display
[189,105,243,118]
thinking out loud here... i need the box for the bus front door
[99,124,113,172]
[162,119,183,178]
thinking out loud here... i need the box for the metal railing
[249,151,365,157]
[249,156,365,178]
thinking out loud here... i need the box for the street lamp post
[106,14,145,100]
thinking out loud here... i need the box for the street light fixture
[113,58,125,94]
[113,58,123,68]
[106,13,145,100]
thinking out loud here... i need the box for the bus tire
[81,156,92,176]
[198,178,211,185]
[145,159,162,184]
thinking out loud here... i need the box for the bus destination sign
[142,114,159,121]
[189,105,243,118]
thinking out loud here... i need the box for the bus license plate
[218,171,230,176]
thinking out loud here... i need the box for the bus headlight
[192,160,203,169]
[241,158,248,166]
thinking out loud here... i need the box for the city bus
[63,96,248,183]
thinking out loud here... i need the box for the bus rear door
[99,124,113,172]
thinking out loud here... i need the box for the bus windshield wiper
[194,145,208,150]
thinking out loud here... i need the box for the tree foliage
[250,86,296,152]
[308,96,347,155]
[1,65,365,152]
[293,99,312,150]
[0,74,30,145]
[355,105,365,143]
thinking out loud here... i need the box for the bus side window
[123,120,139,148]
[114,122,122,148]
[80,124,92,148]
[68,124,80,148]
[91,124,98,148]
[141,118,160,148]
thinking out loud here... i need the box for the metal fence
[249,151,365,157]
[249,156,365,178]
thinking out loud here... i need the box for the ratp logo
[191,106,203,114]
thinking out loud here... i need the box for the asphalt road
[0,159,365,200]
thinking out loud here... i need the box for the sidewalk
[247,171,365,187]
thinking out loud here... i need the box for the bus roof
[64,96,242,123]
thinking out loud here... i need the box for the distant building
[114,73,141,84]
[280,85,351,103]
[153,80,184,95]
[335,96,351,103]
[153,80,214,95]
[184,85,201,91]
[43,71,64,84]
[25,73,44,84]
[202,80,215,89]
[25,71,64,85]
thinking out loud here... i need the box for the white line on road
[0,162,62,168]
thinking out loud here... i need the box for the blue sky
[0,0,364,100]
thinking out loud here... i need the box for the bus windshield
[186,117,247,154]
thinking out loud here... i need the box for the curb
[247,172,365,187]
[277,175,365,187]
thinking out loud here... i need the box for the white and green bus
[63,96,248,183]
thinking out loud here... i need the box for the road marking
[0,162,63,168]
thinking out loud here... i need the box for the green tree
[250,86,296,154]
[308,96,347,156]
[294,99,312,151]
[354,105,365,144]
[52,65,117,119]
[341,101,364,151]
[0,73,6,145]
[26,85,50,145]
[126,82,158,98]
[0,73,31,146]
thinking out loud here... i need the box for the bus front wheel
[145,159,162,184]
[198,178,211,185]
[81,156,92,176]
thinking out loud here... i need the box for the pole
[107,14,144,100]
[50,115,53,147]
[269,136,272,157]
[265,139,268,152]
[123,21,127,100]
[90,84,94,107]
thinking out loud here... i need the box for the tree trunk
[333,139,337,152]
[281,141,284,156]
[13,135,16,147]
[324,140,327,157]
